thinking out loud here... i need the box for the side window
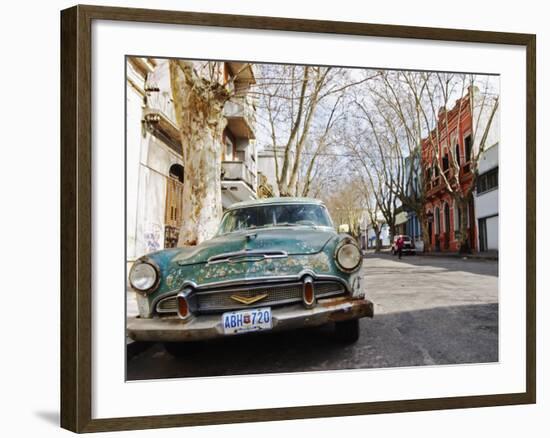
[477,167,499,194]
[442,153,449,171]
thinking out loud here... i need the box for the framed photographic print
[60,4,536,433]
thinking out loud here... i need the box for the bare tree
[324,176,365,240]
[357,172,383,252]
[353,71,431,250]
[344,114,399,241]
[257,65,377,197]
[350,70,498,253]
[169,60,231,246]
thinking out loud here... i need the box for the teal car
[127,197,373,351]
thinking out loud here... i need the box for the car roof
[227,197,325,211]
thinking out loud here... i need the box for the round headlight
[129,262,158,292]
[335,242,362,272]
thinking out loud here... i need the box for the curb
[364,250,498,261]
[417,252,498,261]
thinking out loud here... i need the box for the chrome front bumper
[127,296,374,342]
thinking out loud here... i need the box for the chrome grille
[156,296,178,313]
[154,280,345,314]
[198,283,303,311]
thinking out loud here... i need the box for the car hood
[172,226,337,266]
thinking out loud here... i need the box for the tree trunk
[388,222,396,243]
[374,227,382,253]
[417,209,431,252]
[169,60,228,246]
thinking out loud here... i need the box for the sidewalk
[418,250,498,261]
[363,248,498,261]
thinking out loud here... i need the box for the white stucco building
[126,58,258,267]
[474,143,499,251]
[473,94,500,253]
[365,223,391,249]
[360,212,391,250]
[257,146,294,197]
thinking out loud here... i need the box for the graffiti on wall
[144,222,163,254]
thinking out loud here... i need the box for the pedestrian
[396,235,404,259]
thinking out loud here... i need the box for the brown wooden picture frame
[60,4,536,433]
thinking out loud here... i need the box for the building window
[225,137,234,161]
[223,128,236,161]
[443,202,450,232]
[455,144,461,166]
[168,163,184,183]
[454,201,463,234]
[477,167,498,194]
[464,135,472,162]
[442,153,449,172]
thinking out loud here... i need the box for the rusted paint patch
[318,296,353,307]
[317,297,374,320]
[189,252,332,284]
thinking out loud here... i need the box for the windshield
[218,203,334,234]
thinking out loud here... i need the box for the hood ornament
[230,293,268,305]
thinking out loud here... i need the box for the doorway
[434,207,441,251]
[478,218,488,252]
[444,203,450,250]
[164,164,184,248]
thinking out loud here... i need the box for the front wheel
[334,319,360,343]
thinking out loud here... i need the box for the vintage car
[127,197,374,353]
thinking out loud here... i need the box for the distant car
[127,197,374,354]
[391,235,416,255]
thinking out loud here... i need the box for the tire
[334,319,360,343]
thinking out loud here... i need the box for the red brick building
[422,93,477,252]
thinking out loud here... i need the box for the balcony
[222,160,255,189]
[226,62,256,85]
[224,97,256,139]
[142,90,181,154]
[221,160,257,207]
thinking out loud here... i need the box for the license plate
[222,307,272,335]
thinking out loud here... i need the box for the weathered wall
[134,135,184,257]
[126,81,143,261]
